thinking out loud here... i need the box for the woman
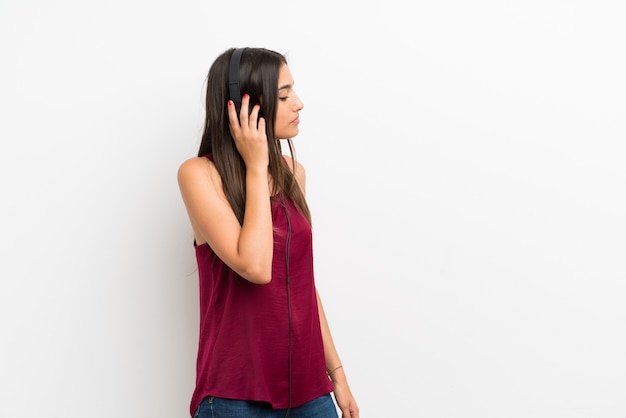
[177,47,359,418]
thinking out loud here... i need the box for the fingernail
[227,100,233,106]
[243,94,249,100]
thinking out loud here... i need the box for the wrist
[327,365,347,384]
[246,164,268,176]
[245,167,269,191]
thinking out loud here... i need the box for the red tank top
[189,157,333,416]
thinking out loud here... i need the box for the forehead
[278,64,293,86]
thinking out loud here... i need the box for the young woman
[177,47,359,418]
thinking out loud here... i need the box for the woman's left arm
[316,289,360,418]
[288,157,359,416]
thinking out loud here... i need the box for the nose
[294,94,304,111]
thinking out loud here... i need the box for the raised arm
[177,96,274,284]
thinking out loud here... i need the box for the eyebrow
[278,81,294,91]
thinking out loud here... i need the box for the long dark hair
[197,47,311,225]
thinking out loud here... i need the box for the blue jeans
[193,394,338,418]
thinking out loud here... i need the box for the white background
[1,1,625,417]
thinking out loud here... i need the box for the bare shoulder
[282,154,306,193]
[178,155,211,174]
[177,156,221,191]
[282,154,306,177]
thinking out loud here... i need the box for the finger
[240,93,251,125]
[350,401,360,418]
[227,100,240,128]
[247,103,260,129]
[250,101,261,118]
[257,115,266,135]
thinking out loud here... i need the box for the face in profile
[273,64,304,140]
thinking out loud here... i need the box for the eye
[279,96,289,101]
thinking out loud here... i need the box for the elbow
[240,264,272,285]
[251,275,272,285]
[235,249,273,284]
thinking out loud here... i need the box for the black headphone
[228,47,248,116]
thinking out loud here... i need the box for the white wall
[1,1,625,417]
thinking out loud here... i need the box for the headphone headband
[228,48,247,115]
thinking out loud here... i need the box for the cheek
[275,111,289,128]
[275,108,288,123]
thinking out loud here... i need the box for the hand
[333,380,360,418]
[227,94,268,170]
